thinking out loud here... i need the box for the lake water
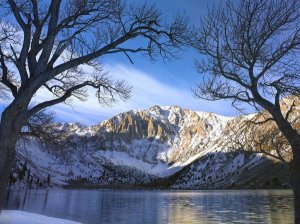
[5,189,293,224]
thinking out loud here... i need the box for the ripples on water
[5,189,293,224]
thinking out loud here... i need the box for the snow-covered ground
[12,105,238,188]
[11,103,292,189]
[0,210,82,224]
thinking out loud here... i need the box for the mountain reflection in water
[5,189,293,224]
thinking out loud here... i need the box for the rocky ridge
[10,98,299,189]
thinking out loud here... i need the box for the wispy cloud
[31,63,238,125]
[0,62,239,125]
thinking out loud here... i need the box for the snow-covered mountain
[11,99,299,189]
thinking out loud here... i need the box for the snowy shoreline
[0,210,82,224]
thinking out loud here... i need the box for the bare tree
[20,110,62,143]
[192,0,300,222]
[0,0,191,209]
[225,106,296,165]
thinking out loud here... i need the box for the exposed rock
[10,97,299,189]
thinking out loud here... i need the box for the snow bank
[0,210,82,224]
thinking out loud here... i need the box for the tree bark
[291,172,300,224]
[290,139,300,224]
[264,107,300,224]
[0,134,17,211]
[0,107,22,211]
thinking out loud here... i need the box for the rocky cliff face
[10,98,299,189]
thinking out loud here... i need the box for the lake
[5,189,293,224]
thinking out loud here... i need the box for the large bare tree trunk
[291,139,300,224]
[268,110,300,224]
[292,172,300,224]
[0,134,17,211]
[0,107,22,211]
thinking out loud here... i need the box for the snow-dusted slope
[89,105,235,176]
[11,99,299,189]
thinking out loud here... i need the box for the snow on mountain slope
[10,98,299,189]
[90,105,235,175]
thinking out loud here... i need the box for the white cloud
[29,63,238,125]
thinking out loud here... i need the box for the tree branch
[0,47,17,97]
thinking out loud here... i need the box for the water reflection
[5,189,293,224]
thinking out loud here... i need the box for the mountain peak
[12,100,299,190]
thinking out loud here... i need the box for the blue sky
[46,0,240,125]
[2,0,245,125]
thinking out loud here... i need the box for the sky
[40,0,242,125]
[2,0,244,125]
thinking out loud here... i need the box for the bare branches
[193,2,300,127]
[7,0,27,30]
[193,0,300,113]
[0,0,188,208]
[193,0,300,164]
[0,22,20,98]
[247,117,275,126]
[26,71,131,118]
[21,110,57,142]
[39,3,191,82]
[225,115,291,165]
[285,99,297,121]
[0,48,17,97]
[0,0,190,128]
